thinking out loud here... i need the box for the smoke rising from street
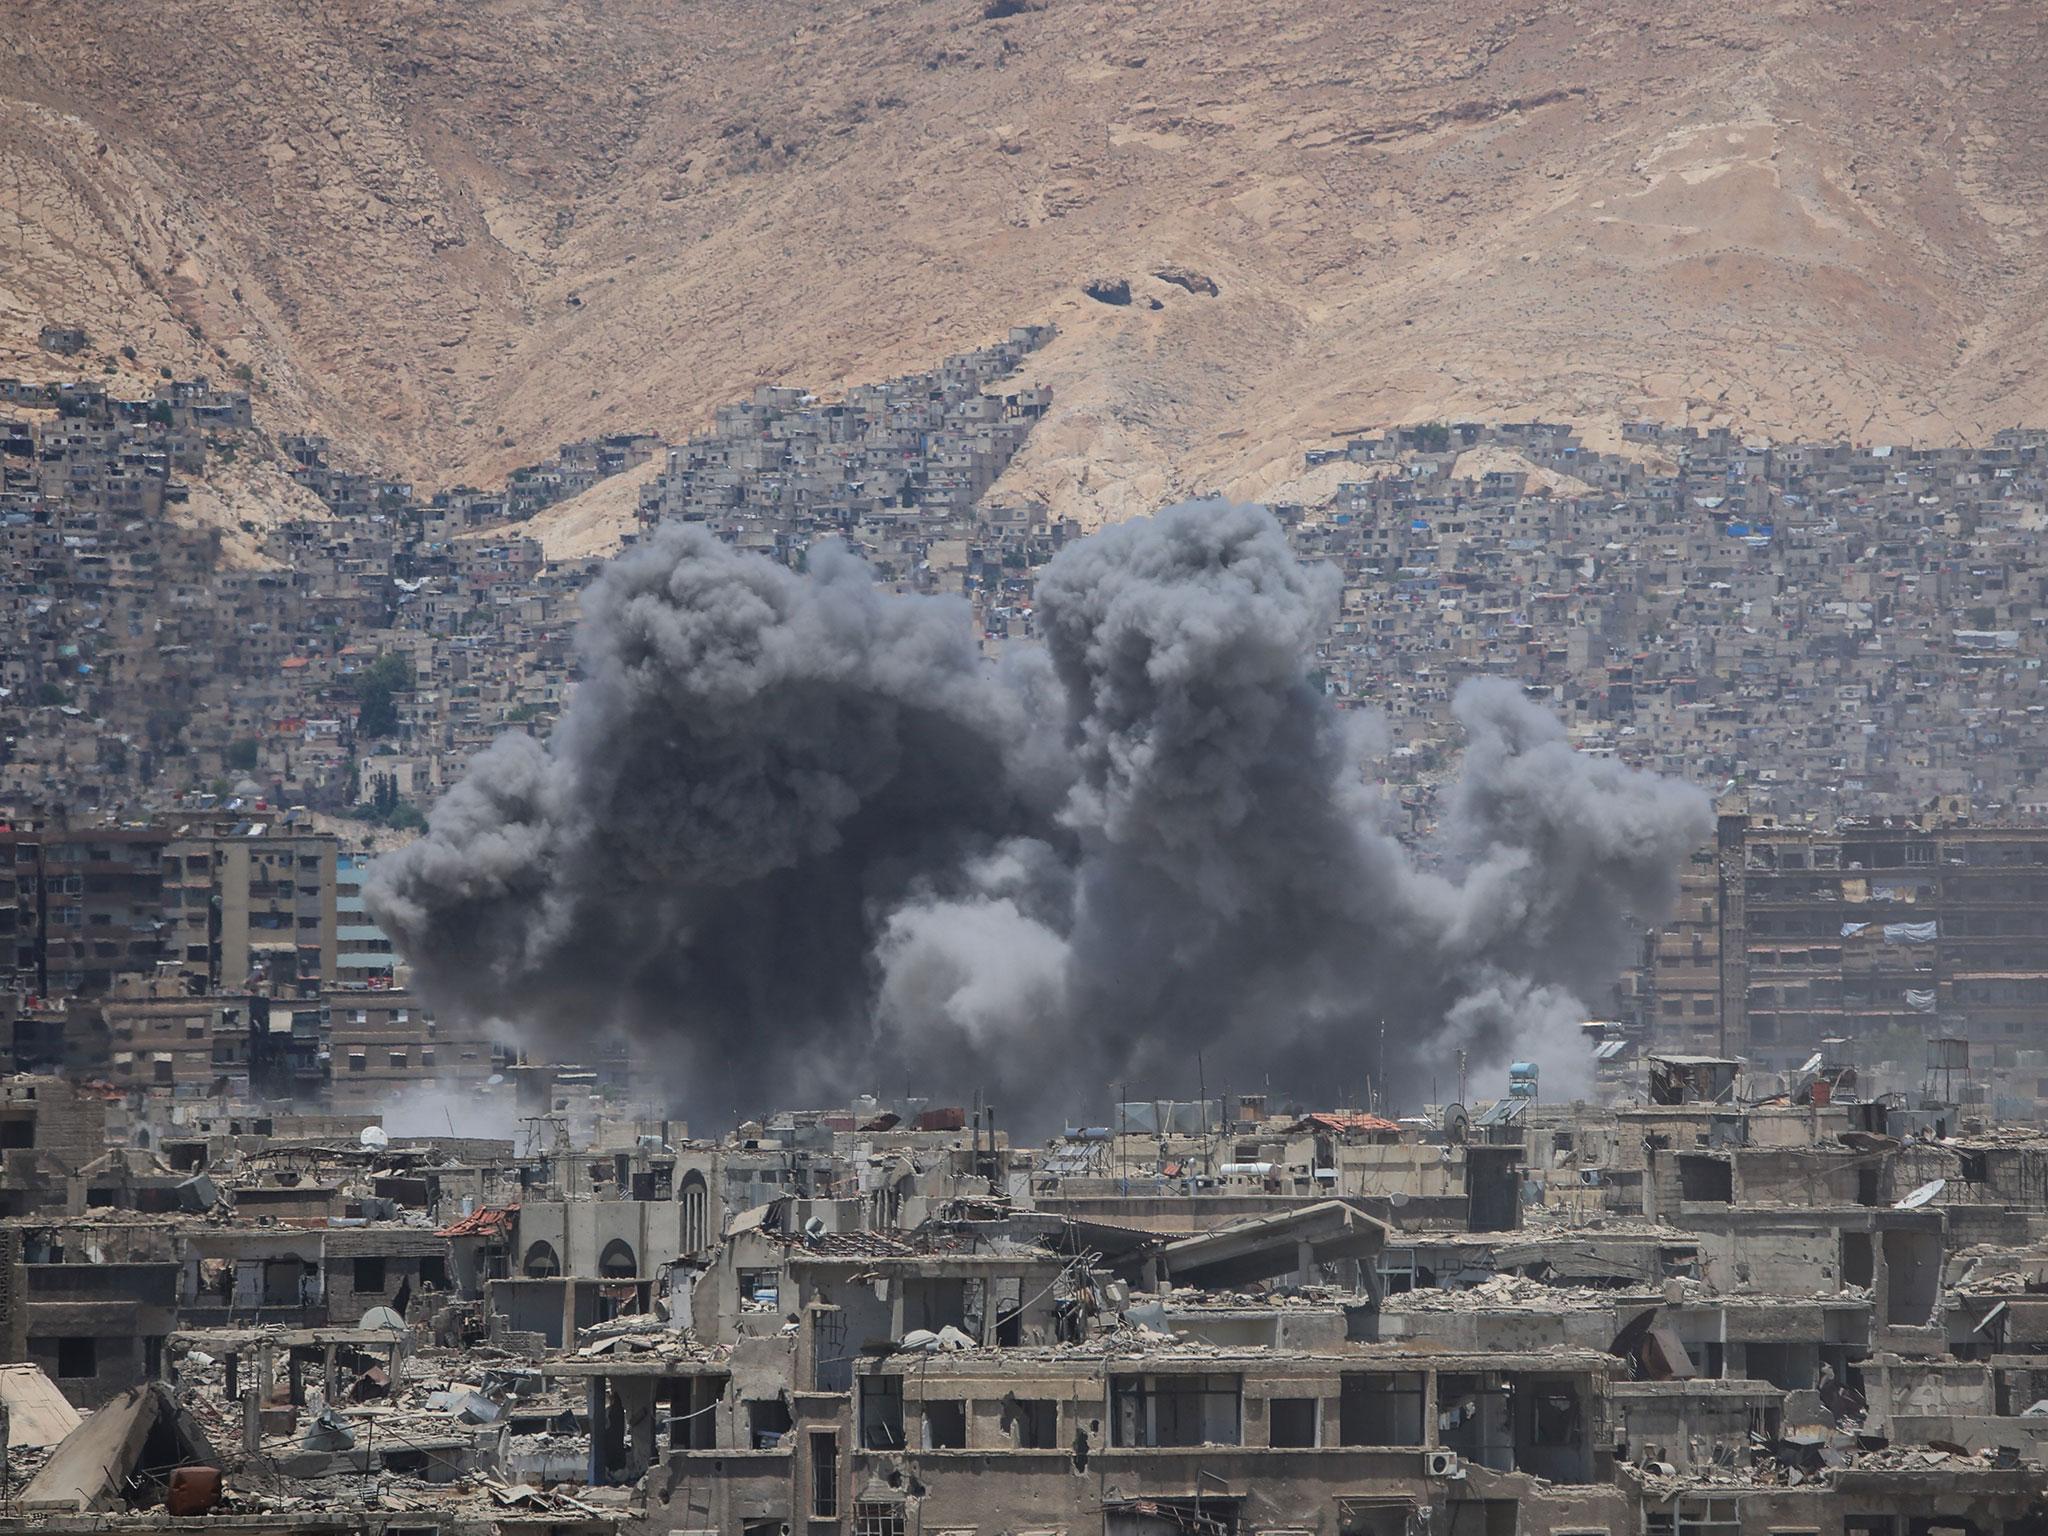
[369,502,1713,1126]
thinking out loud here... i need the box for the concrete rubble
[0,1072,2043,1535]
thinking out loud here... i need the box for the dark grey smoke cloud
[370,503,1712,1126]
[367,528,1057,1116]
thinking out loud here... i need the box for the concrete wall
[1731,1146,1865,1207]
[23,1261,176,1408]
[1376,1304,1615,1354]
[1863,1353,1995,1438]
[517,1199,681,1279]
[643,1441,1628,1536]
[0,1077,106,1174]
[322,1229,452,1322]
[1691,1219,1842,1294]
[1610,1381,1778,1469]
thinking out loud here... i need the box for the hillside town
[0,326,1056,829]
[1296,419,2048,824]
[12,335,2048,839]
[15,0,2048,1529]
[10,332,2048,1534]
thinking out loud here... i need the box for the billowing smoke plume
[369,503,1712,1125]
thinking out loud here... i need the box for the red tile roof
[439,1202,518,1239]
[1289,1112,1402,1136]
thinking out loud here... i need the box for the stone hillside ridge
[4,0,2045,527]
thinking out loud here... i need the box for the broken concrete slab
[20,1382,220,1513]
[0,1362,83,1449]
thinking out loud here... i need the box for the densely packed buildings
[6,1066,2048,1535]
[18,336,2048,1076]
[12,334,2048,1532]
[0,328,1055,830]
[13,339,2048,832]
[1637,814,2048,1107]
[1291,419,2048,825]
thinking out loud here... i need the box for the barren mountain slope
[3,0,2044,525]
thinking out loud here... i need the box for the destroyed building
[12,318,2048,1536]
[0,1071,2043,1536]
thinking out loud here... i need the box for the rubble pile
[6,1073,2048,1533]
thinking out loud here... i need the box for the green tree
[357,686,399,738]
[384,800,427,832]
[354,653,415,739]
[364,654,416,693]
[226,738,259,772]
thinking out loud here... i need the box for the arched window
[598,1238,638,1278]
[522,1241,561,1278]
[680,1171,710,1254]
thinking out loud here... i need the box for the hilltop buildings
[10,332,2048,1530]
[13,338,2048,839]
[14,334,2048,1102]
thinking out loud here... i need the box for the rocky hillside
[4,0,2045,525]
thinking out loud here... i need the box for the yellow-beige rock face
[4,0,2044,529]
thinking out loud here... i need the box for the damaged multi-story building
[2,1067,2048,1536]
[15,310,2048,1536]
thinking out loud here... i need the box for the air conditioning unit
[1425,1449,1461,1478]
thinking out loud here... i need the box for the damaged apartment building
[6,1076,2048,1536]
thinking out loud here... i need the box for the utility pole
[1377,1020,1387,1114]
[1118,1083,1128,1192]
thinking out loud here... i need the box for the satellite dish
[1442,1103,1470,1145]
[359,1305,407,1333]
[359,1126,390,1151]
[1388,1190,1410,1208]
[1896,1178,1946,1210]
[486,1074,505,1086]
